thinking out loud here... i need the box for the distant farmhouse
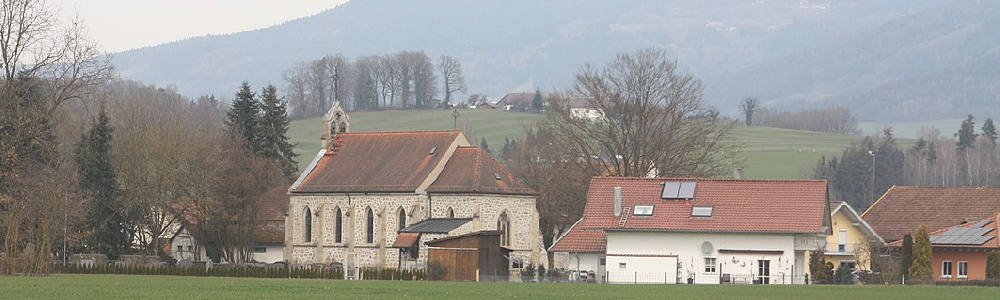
[284,103,540,277]
[551,177,830,284]
[863,186,1000,281]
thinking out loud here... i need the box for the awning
[392,232,421,248]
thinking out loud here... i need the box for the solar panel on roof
[930,236,946,243]
[678,182,697,199]
[973,220,992,228]
[968,228,992,237]
[662,182,681,199]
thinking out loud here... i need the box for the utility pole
[869,150,876,206]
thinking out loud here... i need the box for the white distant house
[550,177,830,284]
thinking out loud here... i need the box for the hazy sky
[58,0,349,53]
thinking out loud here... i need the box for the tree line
[814,115,1000,211]
[739,97,858,134]
[1,0,298,273]
[282,51,466,119]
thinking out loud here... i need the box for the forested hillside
[110,0,975,122]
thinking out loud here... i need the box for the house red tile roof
[861,186,1000,242]
[427,147,535,195]
[549,218,607,253]
[578,177,829,234]
[292,131,462,193]
[257,185,288,222]
[887,215,1000,250]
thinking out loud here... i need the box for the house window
[398,208,407,231]
[633,205,654,216]
[942,261,953,278]
[498,211,511,246]
[838,229,847,252]
[334,207,343,243]
[187,246,193,252]
[757,260,770,284]
[705,258,717,273]
[958,261,968,278]
[177,245,183,253]
[691,206,713,217]
[252,247,266,253]
[599,258,606,266]
[619,262,627,270]
[304,207,313,243]
[366,208,375,244]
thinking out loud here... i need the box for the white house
[552,177,830,284]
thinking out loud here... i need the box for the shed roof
[399,218,472,234]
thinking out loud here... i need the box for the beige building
[823,201,883,271]
[284,117,539,274]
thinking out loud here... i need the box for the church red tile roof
[291,130,534,196]
[427,147,534,195]
[861,186,1000,242]
[578,177,829,234]
[292,131,461,193]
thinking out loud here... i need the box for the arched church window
[447,207,455,218]
[366,208,375,244]
[304,207,313,243]
[334,207,343,243]
[498,211,511,247]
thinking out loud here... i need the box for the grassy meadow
[288,109,909,179]
[1,274,996,300]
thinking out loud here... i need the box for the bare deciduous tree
[738,97,760,126]
[546,48,741,178]
[438,55,466,106]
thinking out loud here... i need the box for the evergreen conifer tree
[909,226,933,281]
[899,233,913,278]
[258,84,299,177]
[75,108,127,259]
[531,90,543,111]
[226,81,262,153]
[481,137,490,153]
[982,117,998,144]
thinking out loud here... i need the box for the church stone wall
[286,193,539,270]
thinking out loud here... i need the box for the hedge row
[58,264,426,281]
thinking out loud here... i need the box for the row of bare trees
[1,0,114,275]
[282,51,465,119]
[753,106,859,134]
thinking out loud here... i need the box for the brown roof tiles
[427,147,534,195]
[862,186,1000,242]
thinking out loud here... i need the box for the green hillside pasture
[2,274,997,300]
[288,109,904,179]
[288,109,544,171]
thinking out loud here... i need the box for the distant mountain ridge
[109,0,989,122]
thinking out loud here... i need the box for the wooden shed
[426,230,510,281]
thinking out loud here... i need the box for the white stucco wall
[606,231,813,284]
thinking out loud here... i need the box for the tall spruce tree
[226,81,262,153]
[909,226,933,281]
[531,90,543,111]
[75,108,127,259]
[956,114,978,151]
[258,84,299,177]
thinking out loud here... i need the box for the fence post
[634,271,637,284]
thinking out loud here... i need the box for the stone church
[284,104,540,273]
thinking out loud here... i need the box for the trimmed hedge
[58,264,426,281]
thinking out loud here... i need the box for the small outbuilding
[426,231,510,281]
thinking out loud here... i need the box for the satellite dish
[701,241,714,254]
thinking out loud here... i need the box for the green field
[289,109,904,179]
[1,274,996,300]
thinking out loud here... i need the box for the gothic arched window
[398,207,407,231]
[304,207,313,243]
[447,207,455,218]
[498,211,511,247]
[366,208,375,244]
[334,207,343,243]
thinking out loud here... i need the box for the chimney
[734,168,743,179]
[614,186,622,217]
